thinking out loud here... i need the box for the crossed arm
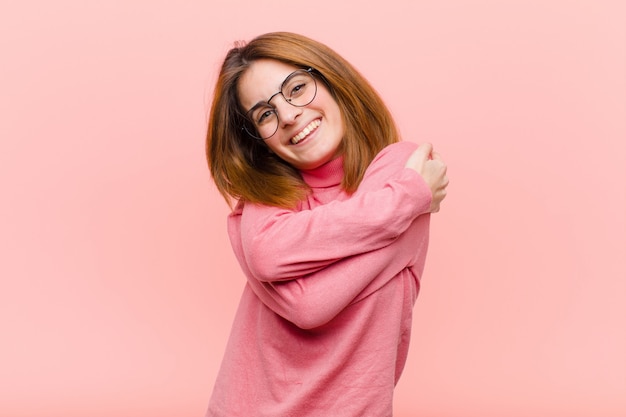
[229,142,447,328]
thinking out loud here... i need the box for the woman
[206,32,448,417]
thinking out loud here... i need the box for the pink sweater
[206,141,432,417]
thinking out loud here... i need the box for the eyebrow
[246,88,283,115]
[245,101,271,116]
[244,71,294,115]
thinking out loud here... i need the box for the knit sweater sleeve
[228,142,432,329]
[236,142,431,282]
[234,211,428,329]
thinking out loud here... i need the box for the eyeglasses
[241,68,318,140]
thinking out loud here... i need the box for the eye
[288,81,308,99]
[284,73,311,100]
[255,108,276,125]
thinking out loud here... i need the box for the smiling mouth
[291,119,321,145]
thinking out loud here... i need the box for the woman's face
[237,59,345,171]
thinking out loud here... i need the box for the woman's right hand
[404,142,449,213]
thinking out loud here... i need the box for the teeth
[291,119,321,144]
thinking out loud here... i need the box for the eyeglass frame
[240,67,318,140]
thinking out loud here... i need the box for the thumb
[405,142,432,170]
[417,142,433,159]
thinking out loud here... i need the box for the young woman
[205,32,448,417]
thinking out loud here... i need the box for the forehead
[237,59,300,111]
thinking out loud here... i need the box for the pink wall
[1,1,624,416]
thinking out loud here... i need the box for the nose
[273,95,302,127]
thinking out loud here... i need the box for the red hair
[207,32,400,208]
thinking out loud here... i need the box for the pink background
[1,1,624,416]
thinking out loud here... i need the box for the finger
[405,143,431,168]
[416,142,433,159]
[431,151,444,161]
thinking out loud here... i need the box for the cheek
[327,99,344,131]
[331,105,346,137]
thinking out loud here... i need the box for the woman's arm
[232,211,429,329]
[228,142,435,328]
[237,142,432,282]
[228,142,446,328]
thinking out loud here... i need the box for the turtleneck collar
[299,156,344,188]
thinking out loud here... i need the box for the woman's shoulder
[369,140,419,167]
[381,140,419,156]
[357,141,420,189]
